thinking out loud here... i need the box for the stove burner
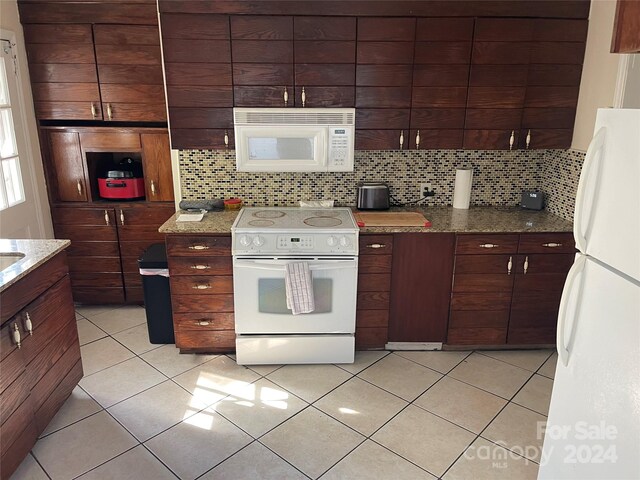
[248,219,275,227]
[304,216,343,227]
[253,210,285,219]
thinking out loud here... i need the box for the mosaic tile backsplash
[179,148,584,222]
[540,149,585,222]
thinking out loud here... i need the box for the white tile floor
[11,306,557,480]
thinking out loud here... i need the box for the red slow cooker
[98,170,145,199]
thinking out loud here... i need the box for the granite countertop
[0,239,71,292]
[159,206,573,235]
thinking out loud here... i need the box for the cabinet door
[611,0,640,53]
[355,18,414,149]
[141,133,174,202]
[24,24,101,121]
[47,132,88,202]
[93,25,166,122]
[389,233,454,343]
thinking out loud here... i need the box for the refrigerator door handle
[574,127,606,253]
[557,254,587,367]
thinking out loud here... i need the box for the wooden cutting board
[354,211,432,227]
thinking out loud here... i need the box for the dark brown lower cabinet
[448,232,575,346]
[0,252,81,480]
[389,233,455,343]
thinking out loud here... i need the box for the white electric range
[231,207,359,365]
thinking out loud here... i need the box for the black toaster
[357,182,390,210]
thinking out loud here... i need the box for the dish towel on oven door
[285,262,315,315]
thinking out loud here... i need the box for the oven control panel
[277,235,314,249]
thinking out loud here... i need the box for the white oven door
[233,257,357,334]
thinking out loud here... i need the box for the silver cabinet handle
[23,312,33,335]
[107,103,113,120]
[91,102,97,119]
[190,264,211,270]
[523,255,529,274]
[399,130,404,149]
[507,255,513,275]
[301,86,306,107]
[120,210,125,226]
[196,320,211,326]
[543,242,563,248]
[188,245,210,250]
[150,180,156,196]
[415,130,421,150]
[366,243,386,249]
[479,243,499,248]
[104,210,110,226]
[12,323,21,348]
[283,86,288,106]
[77,180,82,196]
[192,284,212,290]
[509,130,515,150]
[526,129,531,149]
[224,130,229,148]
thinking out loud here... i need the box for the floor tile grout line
[28,452,53,480]
[138,442,182,480]
[333,350,391,375]
[475,349,554,373]
[391,349,473,375]
[366,437,443,479]
[314,435,369,479]
[254,438,315,480]
[68,444,142,480]
[477,434,541,465]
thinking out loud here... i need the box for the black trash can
[139,243,175,344]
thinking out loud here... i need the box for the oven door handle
[234,260,357,271]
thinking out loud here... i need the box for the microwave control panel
[327,126,354,171]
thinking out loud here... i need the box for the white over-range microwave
[233,107,355,172]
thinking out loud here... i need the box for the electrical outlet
[420,182,435,197]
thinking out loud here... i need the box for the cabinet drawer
[54,225,117,242]
[173,312,235,331]
[454,254,515,274]
[518,233,575,253]
[79,132,141,150]
[456,234,519,254]
[171,294,234,313]
[119,205,175,225]
[168,257,233,276]
[166,236,232,256]
[52,207,116,226]
[359,235,393,255]
[35,101,102,121]
[170,276,233,295]
[174,328,235,351]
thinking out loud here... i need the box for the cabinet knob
[542,242,563,248]
[23,312,33,335]
[150,180,156,196]
[104,210,110,226]
[90,103,97,119]
[283,86,288,106]
[120,210,125,226]
[192,284,212,290]
[509,130,515,150]
[76,180,82,196]
[523,255,529,274]
[107,103,113,120]
[415,130,420,150]
[399,130,404,149]
[188,245,210,250]
[507,255,513,275]
[224,130,229,148]
[12,323,21,349]
[190,264,211,270]
[301,86,306,107]
[479,243,499,249]
[526,129,531,149]
[366,243,386,249]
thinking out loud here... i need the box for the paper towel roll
[453,168,473,210]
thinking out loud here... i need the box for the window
[0,39,25,211]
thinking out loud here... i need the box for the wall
[0,0,52,238]
[571,0,620,151]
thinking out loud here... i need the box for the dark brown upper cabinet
[23,19,166,123]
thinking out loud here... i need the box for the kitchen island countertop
[0,239,71,292]
[159,206,573,235]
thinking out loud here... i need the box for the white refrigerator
[538,109,640,479]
